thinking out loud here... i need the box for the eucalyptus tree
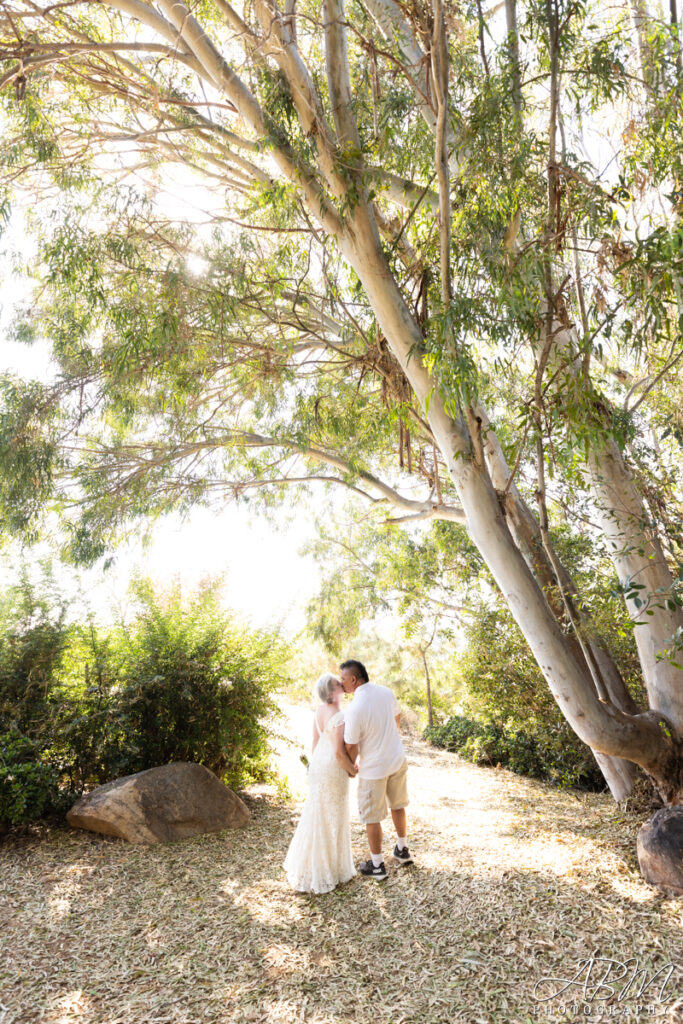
[2,0,683,814]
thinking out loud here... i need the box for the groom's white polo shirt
[343,682,405,779]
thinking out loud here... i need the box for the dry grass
[2,703,683,1024]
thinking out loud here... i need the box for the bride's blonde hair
[314,673,339,704]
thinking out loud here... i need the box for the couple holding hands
[283,659,414,894]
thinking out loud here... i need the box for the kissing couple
[283,659,414,894]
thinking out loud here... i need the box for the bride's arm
[311,714,319,753]
[333,724,358,777]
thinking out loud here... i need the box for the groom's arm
[344,712,359,766]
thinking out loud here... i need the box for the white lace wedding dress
[283,709,356,894]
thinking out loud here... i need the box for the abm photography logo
[532,955,682,1018]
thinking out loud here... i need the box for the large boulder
[66,761,250,843]
[637,807,683,894]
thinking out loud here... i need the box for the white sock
[396,835,407,851]
[371,852,384,867]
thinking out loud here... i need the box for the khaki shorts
[357,759,409,824]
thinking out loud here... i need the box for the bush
[88,578,286,789]
[424,713,603,789]
[0,568,68,741]
[0,729,62,827]
[0,572,291,825]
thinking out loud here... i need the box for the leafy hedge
[0,572,289,829]
[424,714,603,790]
[0,730,65,826]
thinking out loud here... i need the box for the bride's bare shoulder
[316,705,344,729]
[315,703,332,724]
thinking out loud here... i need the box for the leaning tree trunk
[338,200,682,803]
[540,319,683,745]
[587,438,683,731]
[478,408,641,800]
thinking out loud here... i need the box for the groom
[340,659,414,880]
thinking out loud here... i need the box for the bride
[283,673,358,893]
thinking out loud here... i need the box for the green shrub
[51,578,289,792]
[424,713,603,789]
[0,729,62,827]
[0,572,291,825]
[89,578,287,789]
[0,569,68,741]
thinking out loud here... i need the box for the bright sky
[93,504,321,633]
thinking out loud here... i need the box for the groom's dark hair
[340,659,369,683]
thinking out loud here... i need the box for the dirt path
[1,702,682,1024]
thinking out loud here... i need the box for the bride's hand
[347,762,359,777]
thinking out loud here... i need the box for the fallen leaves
[1,706,681,1024]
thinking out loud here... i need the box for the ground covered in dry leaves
[2,702,683,1024]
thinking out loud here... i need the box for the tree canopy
[2,0,683,804]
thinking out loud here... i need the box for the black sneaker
[358,858,387,880]
[392,844,414,865]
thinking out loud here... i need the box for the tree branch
[77,430,466,522]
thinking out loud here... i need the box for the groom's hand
[345,741,359,764]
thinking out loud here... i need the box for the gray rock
[637,806,683,894]
[66,761,250,843]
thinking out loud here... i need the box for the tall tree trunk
[367,0,683,755]
[539,318,683,739]
[587,438,683,732]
